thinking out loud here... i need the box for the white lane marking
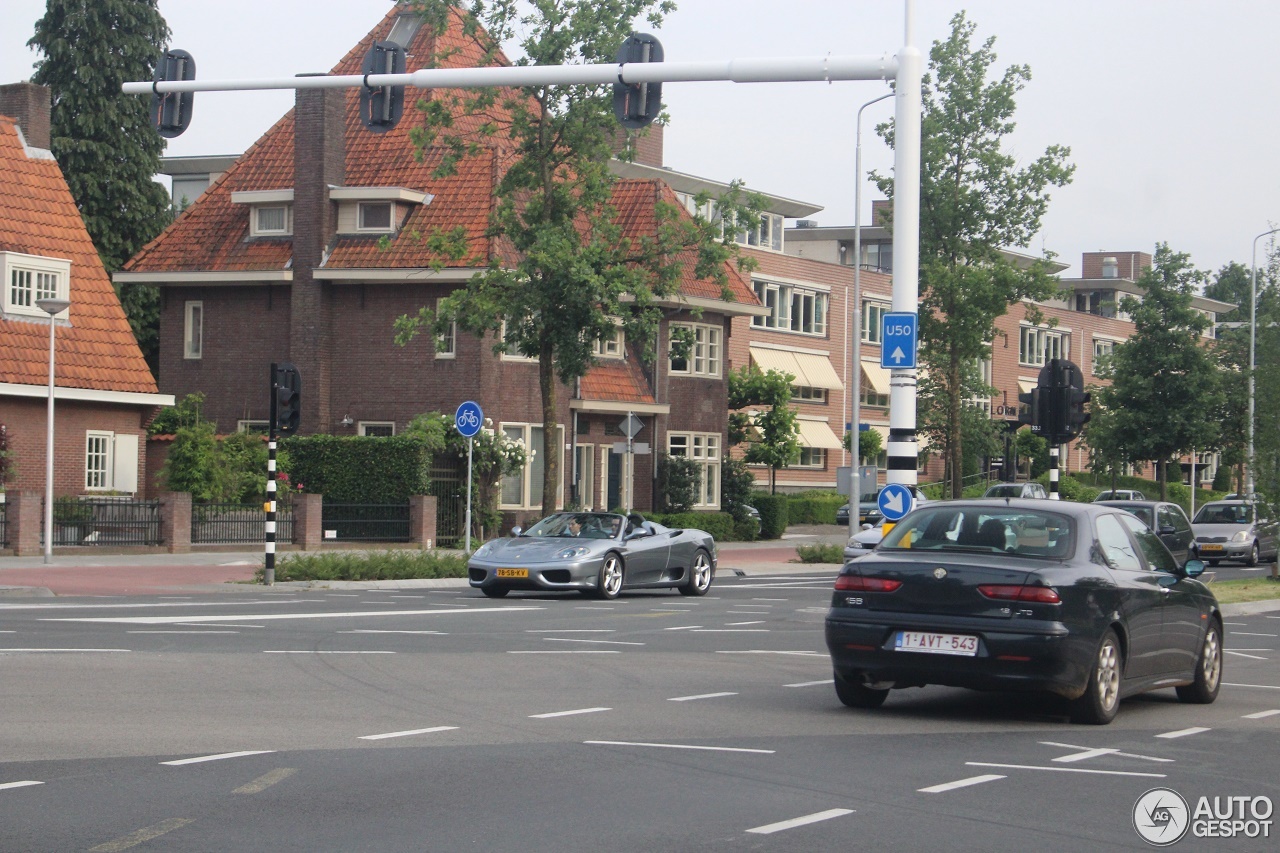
[45,606,543,625]
[530,707,611,719]
[388,595,425,599]
[967,762,1165,778]
[219,560,256,566]
[1228,648,1274,652]
[0,648,130,653]
[233,768,297,794]
[128,631,239,635]
[651,608,697,613]
[359,726,459,741]
[726,621,766,626]
[525,629,614,633]
[1225,682,1280,689]
[918,774,1005,793]
[752,598,786,601]
[0,599,322,611]
[785,679,831,688]
[668,692,737,702]
[89,817,194,852]
[716,650,825,657]
[1156,727,1211,739]
[746,809,854,835]
[162,750,274,766]
[574,607,616,610]
[693,629,769,633]
[544,637,644,646]
[1053,748,1119,763]
[1038,741,1173,763]
[0,781,43,791]
[1224,621,1248,626]
[264,651,395,655]
[1227,652,1269,660]
[1231,632,1278,637]
[663,626,703,631]
[337,625,448,630]
[586,740,772,754]
[174,622,264,628]
[507,650,619,655]
[327,594,360,597]
[1244,710,1280,719]
[0,630,13,633]
[158,597,192,600]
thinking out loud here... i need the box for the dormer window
[230,190,296,237]
[332,187,431,236]
[0,251,71,320]
[256,205,291,235]
[358,202,394,232]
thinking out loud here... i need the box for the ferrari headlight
[472,540,497,558]
[557,546,591,559]
[1232,530,1251,542]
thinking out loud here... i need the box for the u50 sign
[880,312,918,370]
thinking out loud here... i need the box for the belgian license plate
[895,631,978,656]
[496,568,528,578]
[1199,544,1223,553]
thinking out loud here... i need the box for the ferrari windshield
[879,506,1074,558]
[523,512,623,540]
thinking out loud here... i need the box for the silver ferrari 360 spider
[467,512,717,599]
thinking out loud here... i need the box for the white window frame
[751,279,828,336]
[358,421,396,437]
[184,301,203,360]
[668,432,721,509]
[1020,326,1070,367]
[592,324,625,359]
[85,431,113,491]
[862,299,891,343]
[252,204,292,236]
[1092,337,1115,373]
[669,322,722,378]
[1,251,71,320]
[498,321,539,362]
[795,447,826,469]
[237,420,270,434]
[435,298,456,359]
[860,387,889,408]
[500,423,565,510]
[792,386,828,404]
[357,201,395,233]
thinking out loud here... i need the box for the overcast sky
[3,1,1278,278]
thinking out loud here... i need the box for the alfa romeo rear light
[834,575,902,593]
[977,584,1061,604]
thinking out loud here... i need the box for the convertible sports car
[825,500,1222,724]
[467,512,717,599]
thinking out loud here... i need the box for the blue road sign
[877,483,915,522]
[455,400,483,438]
[881,312,918,370]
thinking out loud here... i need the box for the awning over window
[749,347,844,391]
[797,418,844,450]
[1017,378,1037,395]
[860,360,892,396]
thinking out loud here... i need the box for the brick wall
[1081,251,1152,281]
[0,82,51,149]
[610,123,663,167]
[1,397,149,496]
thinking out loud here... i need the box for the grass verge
[795,543,845,564]
[256,549,469,583]
[1205,577,1280,605]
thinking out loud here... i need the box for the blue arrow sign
[877,483,915,522]
[880,312,918,370]
[455,400,483,438]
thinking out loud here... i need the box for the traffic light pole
[266,362,278,586]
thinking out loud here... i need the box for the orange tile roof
[580,356,655,404]
[0,117,158,394]
[126,3,759,313]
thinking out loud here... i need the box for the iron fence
[429,458,465,548]
[50,497,161,546]
[322,502,410,541]
[192,500,294,545]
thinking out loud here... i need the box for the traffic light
[271,362,301,436]
[1017,388,1038,429]
[613,33,664,129]
[359,41,406,133]
[1065,388,1091,438]
[150,49,196,138]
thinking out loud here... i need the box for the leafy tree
[1094,244,1223,500]
[656,454,700,513]
[871,12,1074,499]
[1013,427,1046,480]
[719,456,756,522]
[1249,240,1280,504]
[28,0,173,372]
[395,1,758,517]
[727,366,799,494]
[0,423,15,489]
[1204,262,1253,491]
[842,425,883,464]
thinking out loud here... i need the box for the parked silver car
[1190,500,1279,567]
[982,482,1048,499]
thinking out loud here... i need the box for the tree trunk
[948,357,963,500]
[770,466,777,495]
[1158,458,1168,501]
[539,336,558,518]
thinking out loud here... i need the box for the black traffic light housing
[271,362,301,437]
[1024,359,1089,444]
[151,49,196,138]
[613,33,664,129]
[359,41,406,133]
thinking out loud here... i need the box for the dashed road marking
[162,751,275,766]
[89,817,194,852]
[668,692,737,702]
[0,781,43,791]
[0,648,130,653]
[967,762,1165,778]
[746,808,854,835]
[264,650,395,654]
[47,606,544,625]
[1156,727,1210,739]
[339,630,446,635]
[716,650,825,657]
[128,631,239,635]
[726,621,766,626]
[530,707,611,719]
[663,625,702,631]
[526,629,614,633]
[587,740,773,755]
[544,638,644,646]
[1243,710,1280,719]
[508,650,619,655]
[1052,748,1119,763]
[693,629,769,633]
[233,768,297,794]
[1225,682,1280,690]
[1038,741,1173,763]
[1226,651,1269,660]
[785,679,831,688]
[1231,631,1278,637]
[918,774,1005,793]
[359,726,459,740]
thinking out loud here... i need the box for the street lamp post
[1248,227,1280,500]
[849,91,894,541]
[36,297,71,564]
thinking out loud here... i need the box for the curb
[0,585,54,598]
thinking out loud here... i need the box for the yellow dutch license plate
[1199,544,1223,553]
[496,568,528,578]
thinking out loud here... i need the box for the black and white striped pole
[266,363,279,585]
[1048,443,1060,501]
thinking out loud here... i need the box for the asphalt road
[2,573,1279,851]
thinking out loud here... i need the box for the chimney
[290,77,346,434]
[610,123,664,167]
[870,199,892,227]
[1102,257,1118,279]
[0,82,52,150]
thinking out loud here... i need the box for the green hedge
[647,511,736,542]
[784,494,846,524]
[752,494,789,539]
[282,435,432,502]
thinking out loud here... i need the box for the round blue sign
[455,401,483,438]
[877,483,915,522]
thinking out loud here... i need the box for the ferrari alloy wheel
[679,549,713,596]
[1177,622,1223,704]
[1073,629,1122,724]
[597,554,624,600]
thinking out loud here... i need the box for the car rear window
[879,506,1074,558]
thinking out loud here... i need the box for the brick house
[0,83,172,504]
[118,5,762,524]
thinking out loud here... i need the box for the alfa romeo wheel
[1176,621,1222,704]
[1072,628,1122,725]
[596,554,624,600]
[833,670,890,709]
[679,549,713,596]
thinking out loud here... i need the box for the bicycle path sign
[455,401,483,438]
